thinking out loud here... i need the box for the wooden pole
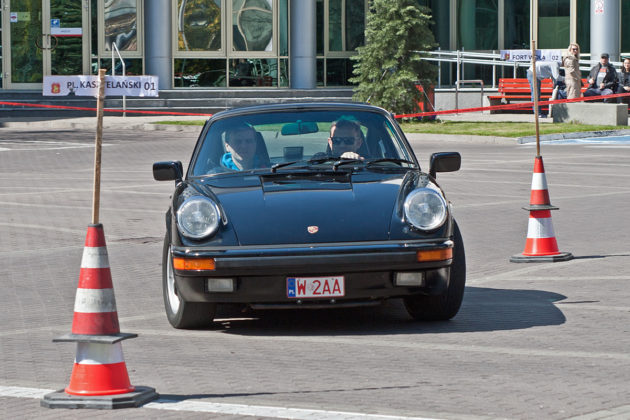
[92,69,106,224]
[531,40,541,156]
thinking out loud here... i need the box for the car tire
[403,220,466,321]
[163,236,216,329]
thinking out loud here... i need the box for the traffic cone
[511,156,573,263]
[42,224,158,409]
[528,155,555,209]
[65,342,134,396]
[72,223,120,335]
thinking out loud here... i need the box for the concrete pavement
[1,125,630,419]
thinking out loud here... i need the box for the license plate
[287,276,345,298]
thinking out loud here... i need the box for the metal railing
[455,79,484,111]
[417,49,613,89]
[111,42,126,116]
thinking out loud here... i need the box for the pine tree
[350,0,437,115]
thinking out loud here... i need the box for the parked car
[153,102,464,329]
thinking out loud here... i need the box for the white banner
[43,75,159,97]
[500,49,564,63]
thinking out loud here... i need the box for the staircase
[0,88,355,118]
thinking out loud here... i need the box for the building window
[621,0,630,54]
[576,0,589,54]
[0,8,3,88]
[104,0,140,52]
[538,0,570,49]
[279,0,288,56]
[98,58,143,76]
[505,0,530,49]
[316,0,365,86]
[232,0,273,52]
[177,0,222,52]
[457,0,498,50]
[326,58,354,86]
[328,0,364,51]
[457,0,497,87]
[174,58,227,87]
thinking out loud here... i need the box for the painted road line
[0,386,53,399]
[0,385,449,420]
[145,399,444,419]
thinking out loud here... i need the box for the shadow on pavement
[155,384,417,402]
[210,286,566,336]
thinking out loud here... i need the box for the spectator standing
[584,53,617,102]
[563,43,582,99]
[527,61,563,117]
[616,58,630,104]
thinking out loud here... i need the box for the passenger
[221,124,260,170]
[562,43,582,99]
[584,53,618,103]
[327,119,364,160]
[616,58,630,104]
[527,61,563,118]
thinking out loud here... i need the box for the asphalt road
[1,125,629,419]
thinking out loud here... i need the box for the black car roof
[209,102,394,121]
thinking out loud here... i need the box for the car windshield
[189,109,415,176]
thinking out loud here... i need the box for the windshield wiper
[308,156,339,165]
[365,158,416,168]
[332,158,364,171]
[270,160,307,173]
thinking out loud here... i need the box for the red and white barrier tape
[394,91,630,119]
[2,90,630,119]
[0,101,213,116]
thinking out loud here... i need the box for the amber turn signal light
[173,257,216,271]
[416,248,453,262]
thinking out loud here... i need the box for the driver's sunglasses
[331,136,356,145]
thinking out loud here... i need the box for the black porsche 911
[153,102,464,329]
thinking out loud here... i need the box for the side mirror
[429,152,461,178]
[153,161,183,182]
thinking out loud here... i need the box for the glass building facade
[0,0,365,90]
[0,1,628,90]
[420,0,629,86]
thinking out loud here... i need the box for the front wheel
[403,220,466,321]
[163,236,216,329]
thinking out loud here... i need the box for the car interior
[190,112,412,176]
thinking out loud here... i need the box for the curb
[518,128,630,143]
[405,132,517,144]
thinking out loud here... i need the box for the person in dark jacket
[584,53,618,102]
[616,58,630,104]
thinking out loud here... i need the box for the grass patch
[155,119,630,138]
[399,120,629,138]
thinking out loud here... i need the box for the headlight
[403,188,447,231]
[176,196,221,239]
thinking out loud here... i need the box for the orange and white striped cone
[72,223,120,335]
[511,156,573,263]
[42,224,158,409]
[528,155,555,209]
[65,342,134,396]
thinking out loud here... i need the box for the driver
[327,119,364,160]
[221,124,260,170]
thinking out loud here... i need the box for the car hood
[197,171,409,245]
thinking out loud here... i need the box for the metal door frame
[2,0,90,89]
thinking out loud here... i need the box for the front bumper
[171,239,453,304]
